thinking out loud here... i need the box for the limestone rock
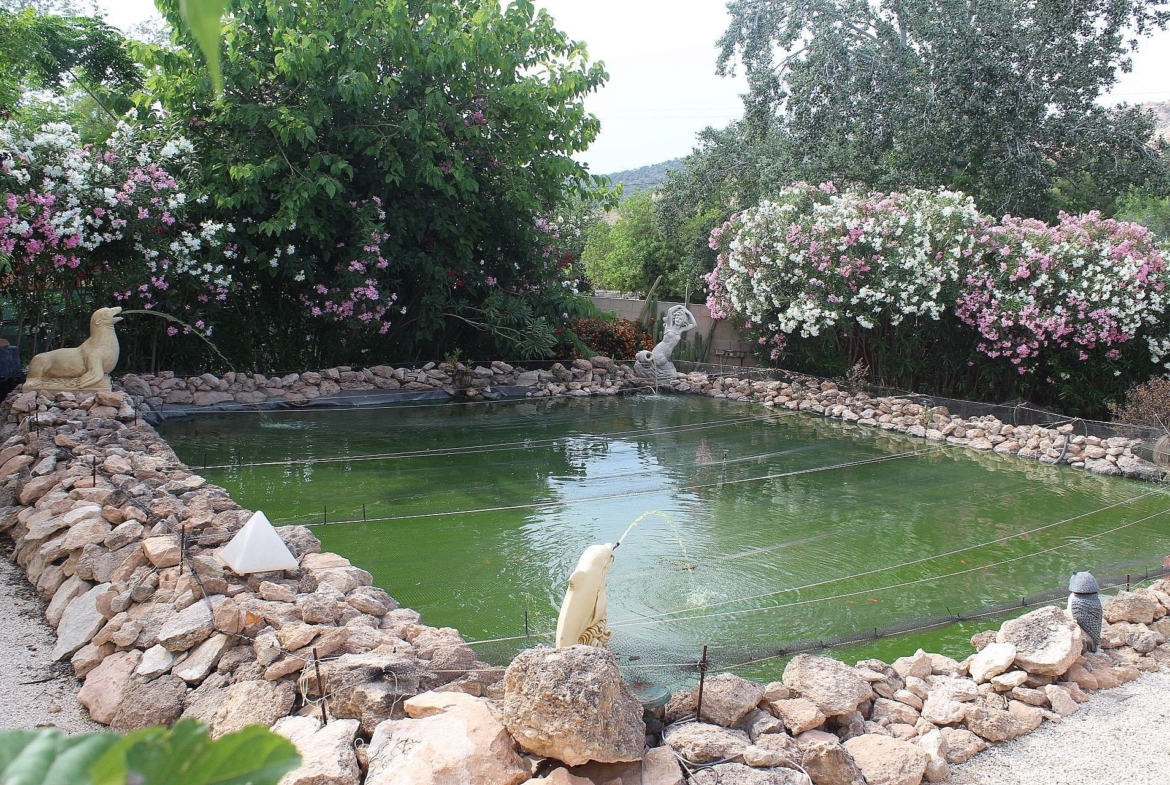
[137,644,175,679]
[1103,590,1162,625]
[403,690,483,719]
[795,730,866,785]
[690,763,805,784]
[502,646,645,766]
[968,642,1016,684]
[920,694,966,726]
[52,581,111,661]
[770,697,826,735]
[843,734,929,785]
[158,600,215,652]
[328,652,423,734]
[662,722,750,764]
[78,650,142,724]
[172,633,230,683]
[891,649,932,681]
[871,697,920,726]
[735,708,785,742]
[917,729,949,783]
[567,746,684,785]
[939,728,986,764]
[782,654,873,716]
[996,606,1082,677]
[272,716,362,785]
[366,699,528,785]
[210,680,296,738]
[1043,684,1079,717]
[698,673,767,727]
[963,700,1043,742]
[110,674,186,731]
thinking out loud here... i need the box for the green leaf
[177,0,226,94]
[0,730,120,785]
[90,720,299,785]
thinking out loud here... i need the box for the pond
[159,394,1170,685]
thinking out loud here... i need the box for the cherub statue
[555,543,616,648]
[634,304,697,380]
[23,307,123,392]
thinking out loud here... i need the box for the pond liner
[140,385,540,425]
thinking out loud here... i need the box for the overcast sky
[94,0,1170,175]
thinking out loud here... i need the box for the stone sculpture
[634,304,697,380]
[1067,571,1103,652]
[555,542,616,648]
[23,306,123,392]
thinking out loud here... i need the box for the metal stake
[695,644,709,722]
[313,648,327,725]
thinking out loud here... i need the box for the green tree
[142,0,607,367]
[0,5,141,135]
[717,0,1170,219]
[582,192,687,296]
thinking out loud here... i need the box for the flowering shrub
[706,183,985,361]
[570,316,653,360]
[0,120,231,352]
[297,198,397,334]
[707,183,1170,414]
[956,213,1169,374]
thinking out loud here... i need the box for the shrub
[570,316,653,361]
[1109,376,1170,429]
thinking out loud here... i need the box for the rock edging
[3,381,1169,785]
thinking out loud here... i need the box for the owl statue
[1067,571,1103,653]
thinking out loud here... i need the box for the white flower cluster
[711,185,982,346]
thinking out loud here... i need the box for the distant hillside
[1146,100,1170,142]
[600,158,684,196]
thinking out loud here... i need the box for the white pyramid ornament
[218,511,300,574]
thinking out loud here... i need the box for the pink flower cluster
[707,184,1170,375]
[954,212,1168,373]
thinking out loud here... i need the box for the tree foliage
[583,192,688,296]
[139,0,607,368]
[715,0,1170,220]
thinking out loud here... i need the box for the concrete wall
[589,294,758,367]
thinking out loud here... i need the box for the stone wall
[1,368,1167,785]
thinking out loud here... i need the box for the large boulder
[1103,590,1162,625]
[209,680,296,738]
[52,582,111,661]
[795,730,866,785]
[157,600,215,652]
[769,698,826,735]
[327,652,424,735]
[938,728,986,764]
[782,655,873,717]
[110,675,186,731]
[962,701,1043,742]
[365,699,528,785]
[996,606,1082,676]
[77,650,142,724]
[272,716,362,785]
[662,723,750,764]
[843,734,929,785]
[697,673,766,727]
[967,642,1015,684]
[502,646,644,766]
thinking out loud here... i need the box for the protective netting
[158,392,1170,690]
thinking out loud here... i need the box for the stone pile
[114,364,1161,484]
[119,357,634,408]
[3,377,1169,785]
[654,591,1169,785]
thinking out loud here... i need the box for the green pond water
[159,394,1170,685]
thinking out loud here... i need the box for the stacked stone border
[1,362,1168,785]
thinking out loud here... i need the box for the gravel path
[0,546,101,734]
[949,669,1170,785]
[2,545,1167,783]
